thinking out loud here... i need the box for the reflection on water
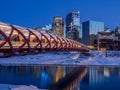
[81,66,120,90]
[0,65,120,90]
[51,66,88,90]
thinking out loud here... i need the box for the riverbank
[0,51,119,65]
[0,84,41,90]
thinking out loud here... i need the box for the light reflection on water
[0,65,120,90]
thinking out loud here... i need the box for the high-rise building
[52,16,64,37]
[82,20,104,49]
[66,11,80,41]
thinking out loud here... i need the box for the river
[0,65,120,90]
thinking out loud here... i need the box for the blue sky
[0,0,120,29]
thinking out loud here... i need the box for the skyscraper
[52,16,64,37]
[66,11,80,41]
[82,20,104,48]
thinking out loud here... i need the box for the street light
[97,34,100,50]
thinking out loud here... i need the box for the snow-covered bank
[12,85,41,90]
[79,51,120,65]
[0,53,82,65]
[79,56,120,65]
[0,51,119,65]
[91,51,120,57]
[0,84,41,90]
[0,84,17,90]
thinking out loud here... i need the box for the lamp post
[97,34,100,51]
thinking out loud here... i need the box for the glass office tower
[66,12,80,41]
[82,20,104,48]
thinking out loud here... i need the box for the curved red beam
[0,22,90,57]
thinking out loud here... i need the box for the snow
[0,51,120,66]
[79,56,120,65]
[0,84,17,90]
[0,84,43,90]
[78,51,120,65]
[0,53,79,65]
[71,52,81,59]
[12,85,41,90]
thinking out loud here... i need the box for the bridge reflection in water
[0,65,120,90]
[0,22,89,57]
[51,66,88,90]
[0,65,88,89]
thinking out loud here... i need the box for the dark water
[0,65,120,90]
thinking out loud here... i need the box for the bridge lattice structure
[0,22,89,57]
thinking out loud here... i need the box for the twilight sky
[0,0,120,29]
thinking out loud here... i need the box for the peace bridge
[0,22,89,57]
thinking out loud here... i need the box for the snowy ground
[0,84,42,90]
[0,51,119,66]
[85,51,120,65]
[0,52,83,65]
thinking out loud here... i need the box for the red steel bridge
[0,22,89,57]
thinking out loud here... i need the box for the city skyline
[0,0,120,29]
